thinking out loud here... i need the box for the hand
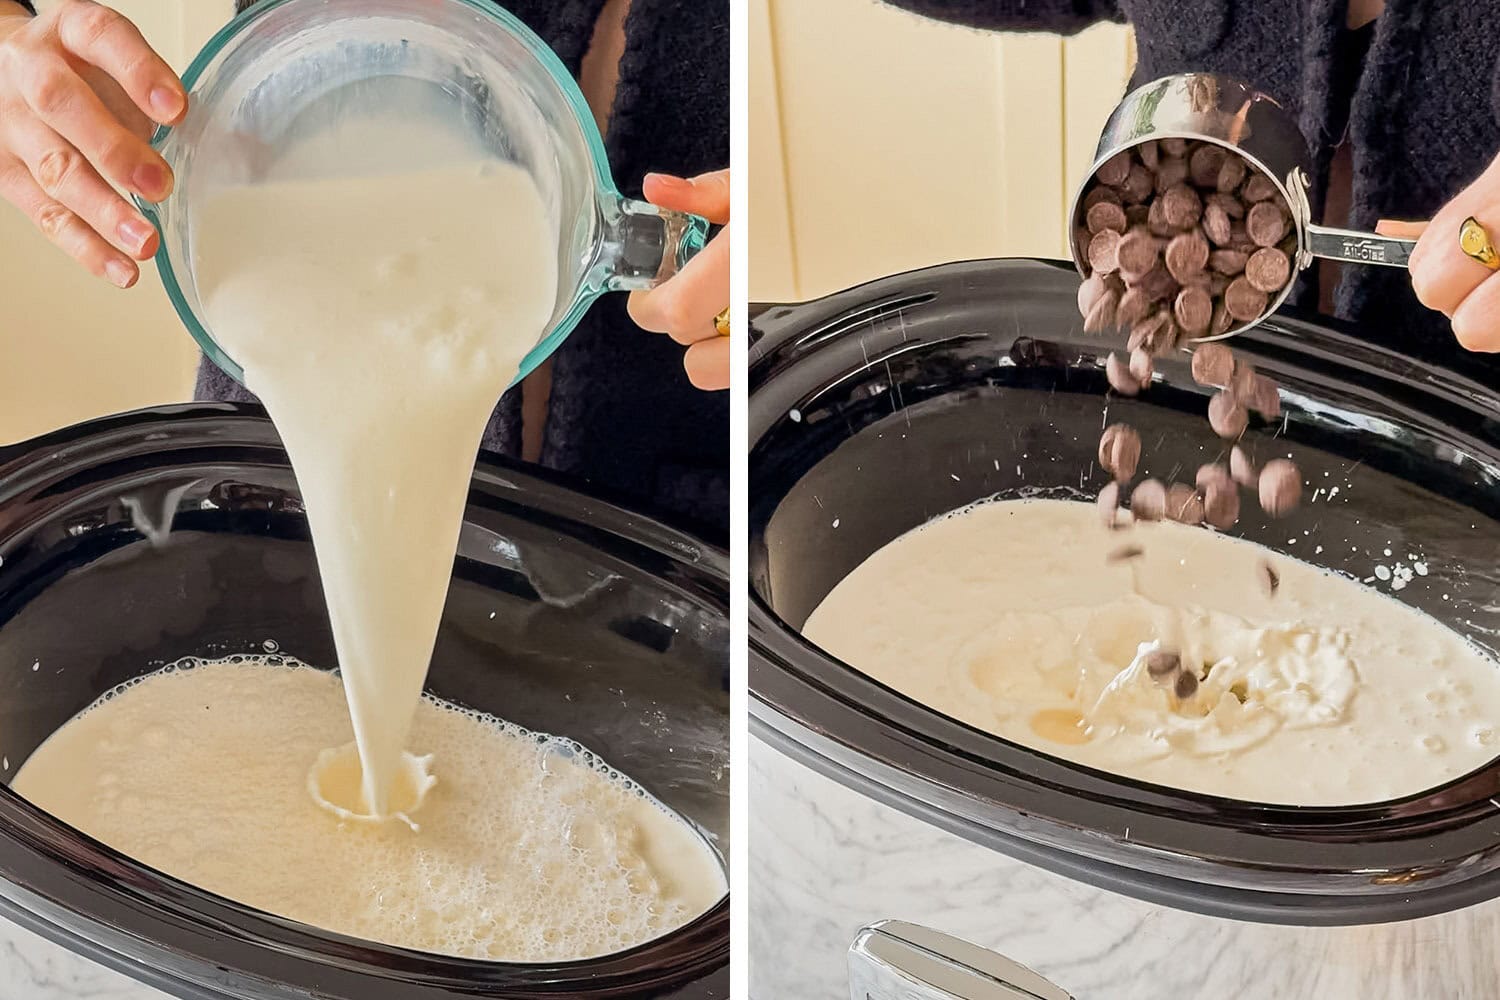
[627,169,730,391]
[0,0,186,288]
[1378,153,1500,353]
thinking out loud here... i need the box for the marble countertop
[0,920,165,1000]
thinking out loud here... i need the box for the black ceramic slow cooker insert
[749,258,1500,926]
[0,404,729,1000]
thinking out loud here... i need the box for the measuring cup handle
[1304,224,1417,268]
[597,194,710,291]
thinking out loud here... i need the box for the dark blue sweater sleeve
[880,1,1124,35]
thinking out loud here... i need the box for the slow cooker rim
[746,257,1500,919]
[0,404,729,995]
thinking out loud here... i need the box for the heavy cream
[803,499,1500,805]
[13,659,725,960]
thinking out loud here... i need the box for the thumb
[1375,218,1429,239]
[643,169,729,225]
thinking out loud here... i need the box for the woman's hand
[627,169,730,391]
[1380,153,1500,352]
[0,0,186,288]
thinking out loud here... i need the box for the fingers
[1450,273,1500,352]
[0,157,137,286]
[642,169,730,225]
[1408,164,1500,319]
[627,226,730,344]
[683,336,730,391]
[6,112,156,259]
[55,0,185,126]
[1375,219,1428,239]
[14,48,172,200]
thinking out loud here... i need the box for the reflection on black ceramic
[0,405,728,999]
[749,258,1500,925]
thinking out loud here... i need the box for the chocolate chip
[1125,204,1150,227]
[1160,138,1189,158]
[1209,301,1235,337]
[1088,229,1123,274]
[1147,196,1177,238]
[1146,649,1180,677]
[1084,185,1122,211]
[1208,272,1232,297]
[1155,156,1189,194]
[1174,285,1213,337]
[1247,201,1287,247]
[1259,559,1281,597]
[1116,287,1153,328]
[1258,458,1302,517]
[1203,201,1233,246]
[1216,155,1247,193]
[1167,483,1204,525]
[1152,314,1183,356]
[1242,172,1278,202]
[1109,424,1142,481]
[1174,670,1200,699]
[1107,543,1145,564]
[1208,390,1248,439]
[1224,276,1269,322]
[1122,163,1154,203]
[1117,228,1161,277]
[1128,348,1154,384]
[1077,273,1109,316]
[1249,374,1282,419]
[1246,246,1291,292]
[1084,287,1122,332]
[1230,359,1258,399]
[1128,311,1172,354]
[1088,200,1129,235]
[1196,463,1233,491]
[1098,424,1123,469]
[1202,477,1240,530]
[1098,480,1122,528]
[1207,192,1245,220]
[1136,140,1159,170]
[1137,262,1180,303]
[1209,248,1248,275]
[1190,342,1235,386]
[1189,144,1227,188]
[1131,478,1167,521]
[1095,151,1131,187]
[1230,445,1258,487]
[1165,229,1210,284]
[1105,351,1140,394]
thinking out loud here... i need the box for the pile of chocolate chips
[1074,137,1297,370]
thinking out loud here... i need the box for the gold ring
[1459,217,1500,271]
[714,306,731,337]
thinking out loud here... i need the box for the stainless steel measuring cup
[1068,73,1417,342]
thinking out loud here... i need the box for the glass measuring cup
[1068,73,1417,342]
[135,0,710,386]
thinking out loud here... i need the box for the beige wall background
[0,0,233,445]
[750,0,1134,303]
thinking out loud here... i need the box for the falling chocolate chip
[1209,248,1248,275]
[1174,285,1213,338]
[1088,200,1129,235]
[1242,172,1278,202]
[1165,229,1210,284]
[1077,273,1109,316]
[1258,458,1302,517]
[1122,163,1154,203]
[1224,276,1269,323]
[1209,301,1235,337]
[1128,347,1154,384]
[1216,155,1247,194]
[1190,342,1235,386]
[1247,201,1288,247]
[1202,477,1241,530]
[1098,424,1123,469]
[1116,286,1153,328]
[1249,374,1282,419]
[1130,478,1167,521]
[1105,351,1140,394]
[1245,246,1291,294]
[1208,390,1249,439]
[1117,228,1161,277]
[1195,463,1233,491]
[1089,229,1123,274]
[1259,559,1281,597]
[1137,262,1181,304]
[1203,201,1234,246]
[1098,480,1122,529]
[1230,359,1258,399]
[1146,649,1181,678]
[1230,445,1258,487]
[1128,311,1171,354]
[1109,424,1142,481]
[1167,483,1204,525]
[1107,543,1145,564]
[1161,183,1203,230]
[1174,670,1200,700]
[1084,288,1122,333]
[1095,152,1131,187]
[1189,144,1227,188]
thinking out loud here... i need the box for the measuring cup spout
[594,191,709,292]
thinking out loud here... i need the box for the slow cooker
[748,258,1500,998]
[0,404,729,1000]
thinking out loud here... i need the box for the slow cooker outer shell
[748,257,1500,926]
[0,404,729,1000]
